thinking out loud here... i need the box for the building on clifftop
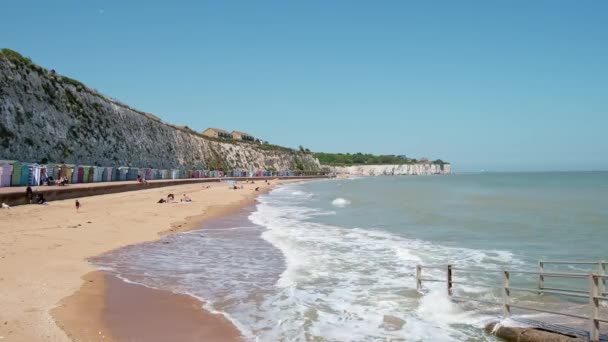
[231,130,256,142]
[202,128,233,139]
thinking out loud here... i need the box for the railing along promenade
[416,260,608,341]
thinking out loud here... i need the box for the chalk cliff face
[332,163,451,176]
[0,51,319,170]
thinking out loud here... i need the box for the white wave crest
[332,197,351,208]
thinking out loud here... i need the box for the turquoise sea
[95,172,608,341]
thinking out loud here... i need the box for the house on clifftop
[231,130,255,142]
[202,128,233,139]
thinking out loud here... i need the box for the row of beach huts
[0,161,299,188]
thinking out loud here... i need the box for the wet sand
[0,179,293,341]
[53,271,241,342]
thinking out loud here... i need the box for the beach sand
[0,179,288,341]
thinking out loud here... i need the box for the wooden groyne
[0,176,331,206]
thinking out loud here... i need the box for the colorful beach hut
[115,167,127,181]
[51,165,60,181]
[102,167,113,182]
[92,167,104,182]
[77,167,85,183]
[83,166,92,183]
[65,165,75,183]
[0,163,13,187]
[29,163,42,185]
[72,166,80,184]
[10,162,22,186]
[127,168,139,181]
[19,163,32,186]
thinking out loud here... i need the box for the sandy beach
[0,179,289,341]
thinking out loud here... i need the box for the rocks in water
[485,322,585,342]
[380,315,406,331]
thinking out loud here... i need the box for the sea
[93,172,608,341]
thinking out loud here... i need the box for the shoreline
[0,178,296,341]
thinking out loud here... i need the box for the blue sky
[3,1,607,171]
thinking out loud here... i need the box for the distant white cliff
[331,163,451,176]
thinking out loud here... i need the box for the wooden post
[538,261,544,295]
[599,261,606,296]
[502,270,511,318]
[447,264,453,296]
[589,273,600,342]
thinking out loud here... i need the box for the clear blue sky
[3,1,607,171]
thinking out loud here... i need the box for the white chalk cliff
[332,163,451,176]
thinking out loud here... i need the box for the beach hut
[120,167,129,181]
[114,167,127,181]
[51,165,60,181]
[71,166,80,184]
[19,163,32,186]
[127,168,139,181]
[0,163,13,187]
[10,162,22,186]
[82,166,91,183]
[94,167,104,182]
[88,167,96,182]
[44,165,54,183]
[102,167,112,182]
[58,164,71,181]
[77,167,85,183]
[66,165,75,183]
[38,166,47,184]
[29,163,42,186]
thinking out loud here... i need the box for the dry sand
[0,179,288,341]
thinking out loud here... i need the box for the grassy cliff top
[313,152,449,166]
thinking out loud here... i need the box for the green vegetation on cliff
[314,152,448,166]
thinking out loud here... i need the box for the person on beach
[75,200,81,211]
[255,187,260,191]
[181,194,192,202]
[167,194,175,203]
[157,198,166,203]
[137,175,148,185]
[36,193,47,205]
[26,186,33,204]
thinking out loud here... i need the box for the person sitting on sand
[166,194,175,203]
[137,175,148,185]
[56,176,68,186]
[181,194,192,202]
[36,193,47,205]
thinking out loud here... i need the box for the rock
[484,322,585,342]
[380,315,406,331]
